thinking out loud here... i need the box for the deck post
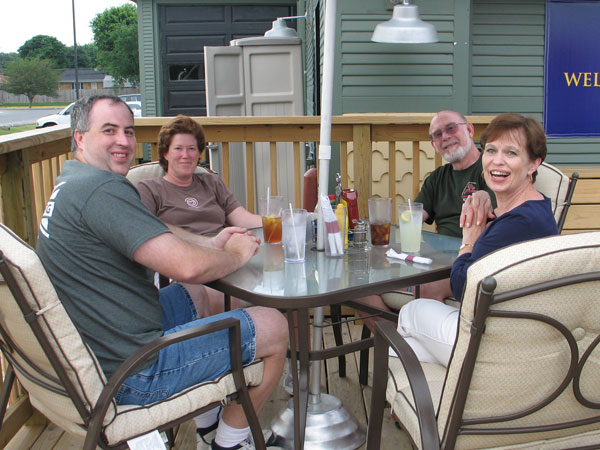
[1,149,36,245]
[352,124,372,218]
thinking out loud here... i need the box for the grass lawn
[0,124,36,135]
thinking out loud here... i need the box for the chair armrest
[366,320,440,450]
[86,317,246,448]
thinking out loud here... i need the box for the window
[169,64,202,81]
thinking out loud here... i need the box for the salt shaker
[352,219,368,249]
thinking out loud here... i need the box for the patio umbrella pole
[271,0,365,447]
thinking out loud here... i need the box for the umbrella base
[270,393,365,449]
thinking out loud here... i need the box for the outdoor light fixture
[371,0,439,43]
[264,15,306,38]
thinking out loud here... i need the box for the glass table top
[211,227,461,308]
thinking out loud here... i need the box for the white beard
[441,127,471,163]
[442,143,470,163]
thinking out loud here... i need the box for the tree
[1,58,60,108]
[0,52,19,71]
[18,35,68,69]
[92,4,139,87]
[65,43,98,69]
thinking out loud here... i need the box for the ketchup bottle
[303,168,318,212]
[341,189,359,229]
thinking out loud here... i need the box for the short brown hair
[480,113,547,183]
[71,95,133,156]
[157,115,206,171]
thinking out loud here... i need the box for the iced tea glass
[259,195,284,244]
[368,197,392,247]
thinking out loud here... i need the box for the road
[0,107,63,127]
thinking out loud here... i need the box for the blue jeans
[115,283,256,405]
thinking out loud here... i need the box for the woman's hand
[460,191,495,228]
[459,192,491,253]
[461,220,486,252]
[212,227,260,252]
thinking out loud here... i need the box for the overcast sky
[1,0,132,53]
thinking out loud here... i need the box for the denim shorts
[115,283,257,405]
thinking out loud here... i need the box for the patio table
[207,227,461,449]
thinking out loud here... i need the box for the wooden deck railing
[1,114,497,246]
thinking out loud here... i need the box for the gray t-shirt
[37,160,170,378]
[137,173,241,235]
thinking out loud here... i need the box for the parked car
[35,103,74,128]
[36,99,141,129]
[127,101,143,118]
[119,94,142,103]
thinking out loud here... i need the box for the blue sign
[544,1,600,137]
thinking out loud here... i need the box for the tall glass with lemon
[398,202,423,254]
[259,195,284,244]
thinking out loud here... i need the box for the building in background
[134,0,600,169]
[59,68,105,91]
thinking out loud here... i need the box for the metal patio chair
[534,162,578,232]
[0,223,266,450]
[366,231,600,450]
[126,160,211,186]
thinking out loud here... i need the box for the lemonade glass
[398,202,423,253]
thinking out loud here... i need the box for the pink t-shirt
[137,173,241,235]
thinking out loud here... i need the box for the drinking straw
[289,203,300,259]
[408,198,412,218]
[266,186,271,215]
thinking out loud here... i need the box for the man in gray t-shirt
[37,95,287,449]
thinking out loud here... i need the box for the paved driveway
[0,108,62,127]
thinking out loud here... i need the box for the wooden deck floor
[6,319,412,450]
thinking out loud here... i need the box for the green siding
[138,0,161,116]
[339,0,459,113]
[470,1,546,116]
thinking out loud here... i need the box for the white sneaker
[237,429,284,449]
[210,429,284,449]
[283,370,294,396]
[196,420,218,448]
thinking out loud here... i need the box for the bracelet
[459,243,473,251]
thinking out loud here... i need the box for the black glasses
[429,122,467,142]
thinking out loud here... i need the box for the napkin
[385,248,432,265]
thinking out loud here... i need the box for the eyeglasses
[429,122,467,142]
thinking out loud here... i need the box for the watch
[459,243,473,251]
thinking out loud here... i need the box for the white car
[119,94,142,103]
[36,103,74,128]
[127,101,143,118]
[36,100,141,128]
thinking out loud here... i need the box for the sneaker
[283,370,294,396]
[211,429,284,449]
[197,420,218,448]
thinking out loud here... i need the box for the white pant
[391,298,459,366]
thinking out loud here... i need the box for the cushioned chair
[348,162,580,386]
[533,162,578,232]
[366,232,600,450]
[127,160,210,186]
[0,223,266,449]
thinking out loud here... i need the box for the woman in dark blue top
[395,114,559,366]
